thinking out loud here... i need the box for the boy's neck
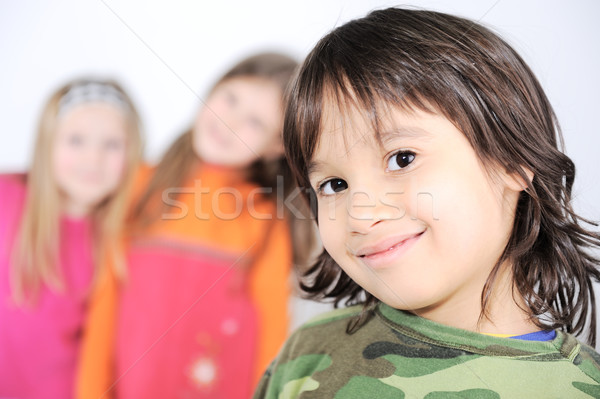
[412,266,540,335]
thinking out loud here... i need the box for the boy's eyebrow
[307,160,324,177]
[307,127,432,177]
[379,126,433,143]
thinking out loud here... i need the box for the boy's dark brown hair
[284,7,600,344]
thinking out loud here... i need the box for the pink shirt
[0,175,94,399]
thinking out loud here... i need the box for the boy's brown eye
[320,178,348,195]
[388,151,415,171]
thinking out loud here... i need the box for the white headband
[58,82,129,117]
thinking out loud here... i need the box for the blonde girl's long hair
[11,78,143,304]
[132,52,318,272]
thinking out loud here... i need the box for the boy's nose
[346,189,406,234]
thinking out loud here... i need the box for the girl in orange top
[78,53,314,399]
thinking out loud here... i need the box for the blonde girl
[0,78,142,399]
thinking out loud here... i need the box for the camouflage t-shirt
[254,303,600,398]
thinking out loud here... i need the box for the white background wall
[1,0,598,219]
[1,0,599,330]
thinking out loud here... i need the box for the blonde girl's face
[308,104,524,327]
[52,103,128,217]
[192,76,284,168]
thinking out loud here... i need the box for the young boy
[254,7,600,398]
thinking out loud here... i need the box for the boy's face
[307,104,523,326]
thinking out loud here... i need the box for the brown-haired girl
[81,53,313,399]
[0,78,142,399]
[255,8,600,398]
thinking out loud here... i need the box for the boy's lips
[354,231,424,267]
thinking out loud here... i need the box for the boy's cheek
[317,197,344,225]
[318,219,350,265]
[317,221,338,251]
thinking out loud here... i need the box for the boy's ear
[503,166,534,192]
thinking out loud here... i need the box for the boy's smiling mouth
[353,231,425,269]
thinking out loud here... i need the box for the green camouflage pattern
[254,304,600,398]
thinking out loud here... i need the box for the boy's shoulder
[299,304,363,329]
[276,305,366,361]
[575,341,600,382]
[258,305,600,399]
